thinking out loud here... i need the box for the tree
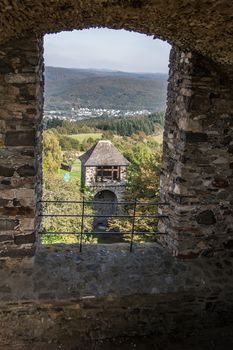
[43,130,62,173]
[108,142,162,241]
[41,172,96,244]
[124,142,153,170]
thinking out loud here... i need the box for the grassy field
[59,159,81,181]
[68,133,102,142]
[59,132,102,183]
[67,131,163,145]
[151,132,163,145]
[145,130,164,145]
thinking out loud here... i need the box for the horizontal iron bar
[39,200,169,205]
[39,231,167,235]
[39,214,167,218]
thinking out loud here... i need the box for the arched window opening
[40,29,170,249]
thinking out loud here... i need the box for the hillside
[44,67,168,112]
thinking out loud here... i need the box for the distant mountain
[44,67,168,112]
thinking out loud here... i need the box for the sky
[44,28,171,74]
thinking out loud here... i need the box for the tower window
[96,166,120,182]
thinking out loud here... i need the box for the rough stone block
[180,131,208,143]
[0,179,11,186]
[0,219,19,231]
[5,131,35,146]
[212,177,229,188]
[196,210,216,225]
[20,218,35,231]
[0,284,11,293]
[0,206,35,217]
[14,232,35,245]
[0,165,14,177]
[0,234,13,242]
[5,73,37,84]
[0,246,36,258]
[0,198,10,207]
[0,60,12,74]
[16,164,35,177]
[224,240,233,249]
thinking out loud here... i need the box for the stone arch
[0,2,233,261]
[93,190,118,229]
[1,4,233,346]
[0,1,233,66]
[94,188,119,201]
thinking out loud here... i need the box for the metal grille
[39,200,168,252]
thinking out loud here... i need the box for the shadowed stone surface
[0,243,232,347]
[159,46,233,257]
[0,1,233,68]
[1,326,233,350]
[196,210,216,225]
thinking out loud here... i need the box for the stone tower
[79,140,130,202]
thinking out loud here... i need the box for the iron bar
[39,198,169,251]
[79,198,85,252]
[39,200,233,206]
[39,231,167,235]
[130,199,137,252]
[39,213,167,219]
[39,200,169,205]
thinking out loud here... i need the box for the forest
[42,112,164,244]
[45,67,167,112]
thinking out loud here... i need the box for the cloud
[44,28,171,73]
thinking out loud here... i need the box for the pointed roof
[79,140,130,166]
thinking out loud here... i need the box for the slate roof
[79,140,130,166]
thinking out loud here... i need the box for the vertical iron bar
[80,198,85,252]
[130,199,137,252]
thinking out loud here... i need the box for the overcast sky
[44,29,171,74]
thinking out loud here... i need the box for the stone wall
[159,46,233,258]
[0,1,232,69]
[94,185,126,202]
[1,35,233,261]
[0,2,232,347]
[85,165,128,201]
[0,243,233,347]
[85,166,96,185]
[0,35,43,260]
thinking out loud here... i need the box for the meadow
[68,132,102,142]
[59,159,81,180]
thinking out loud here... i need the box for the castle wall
[0,34,43,262]
[159,46,233,258]
[0,243,232,347]
[0,22,232,346]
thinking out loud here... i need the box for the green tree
[41,172,96,244]
[43,130,62,173]
[124,142,153,170]
[108,142,162,241]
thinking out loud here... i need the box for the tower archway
[93,190,117,229]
